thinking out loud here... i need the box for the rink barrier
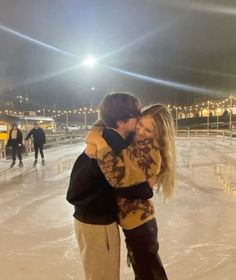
[176,129,236,139]
[0,130,235,159]
[0,140,6,159]
[1,131,87,159]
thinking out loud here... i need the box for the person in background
[25,122,46,166]
[7,123,23,168]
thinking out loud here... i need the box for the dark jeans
[123,219,168,280]
[12,144,22,162]
[34,144,44,159]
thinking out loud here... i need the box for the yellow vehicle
[0,121,8,144]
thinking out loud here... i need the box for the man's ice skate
[19,161,23,168]
[33,159,37,167]
[42,159,45,166]
[10,161,16,168]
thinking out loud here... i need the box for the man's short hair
[99,92,141,128]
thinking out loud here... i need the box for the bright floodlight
[83,56,96,67]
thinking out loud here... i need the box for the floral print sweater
[94,136,161,230]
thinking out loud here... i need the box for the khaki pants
[74,219,120,280]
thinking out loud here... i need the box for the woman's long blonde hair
[142,104,176,200]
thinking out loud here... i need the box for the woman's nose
[137,128,144,136]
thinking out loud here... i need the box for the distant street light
[229,94,233,130]
[207,100,210,135]
[174,107,178,131]
[83,108,87,128]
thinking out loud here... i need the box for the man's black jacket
[25,128,46,145]
[66,128,153,225]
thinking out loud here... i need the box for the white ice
[0,137,235,280]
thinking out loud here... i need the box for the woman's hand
[147,176,158,188]
[85,143,98,159]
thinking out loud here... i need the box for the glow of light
[98,17,182,62]
[165,64,236,79]
[83,56,96,67]
[102,64,224,96]
[0,23,80,59]
[164,0,236,16]
[21,64,83,87]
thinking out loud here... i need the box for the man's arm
[25,129,33,141]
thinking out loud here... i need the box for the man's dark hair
[99,92,141,128]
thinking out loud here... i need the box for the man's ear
[116,120,125,129]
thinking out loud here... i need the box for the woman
[86,104,175,280]
[7,123,23,168]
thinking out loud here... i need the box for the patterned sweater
[94,136,161,230]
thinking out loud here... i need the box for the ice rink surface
[0,137,235,280]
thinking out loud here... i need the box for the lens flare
[103,64,224,96]
[0,23,80,59]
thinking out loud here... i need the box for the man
[7,123,23,168]
[66,92,153,280]
[25,122,46,166]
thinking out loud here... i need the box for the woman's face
[135,115,156,141]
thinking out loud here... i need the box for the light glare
[83,56,96,67]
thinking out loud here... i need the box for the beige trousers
[74,219,120,280]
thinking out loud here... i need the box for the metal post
[84,110,87,128]
[66,112,68,129]
[229,94,233,130]
[175,107,178,131]
[207,101,210,136]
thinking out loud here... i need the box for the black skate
[10,161,16,168]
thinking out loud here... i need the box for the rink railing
[176,129,236,139]
[1,130,235,159]
[0,132,87,159]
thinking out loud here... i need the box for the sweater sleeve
[96,138,161,188]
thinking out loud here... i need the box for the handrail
[1,130,235,159]
[176,129,236,139]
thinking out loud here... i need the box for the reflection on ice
[0,139,235,279]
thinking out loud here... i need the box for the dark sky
[1,0,236,108]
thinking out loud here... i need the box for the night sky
[1,0,236,108]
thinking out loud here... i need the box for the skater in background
[25,122,46,166]
[7,123,23,168]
